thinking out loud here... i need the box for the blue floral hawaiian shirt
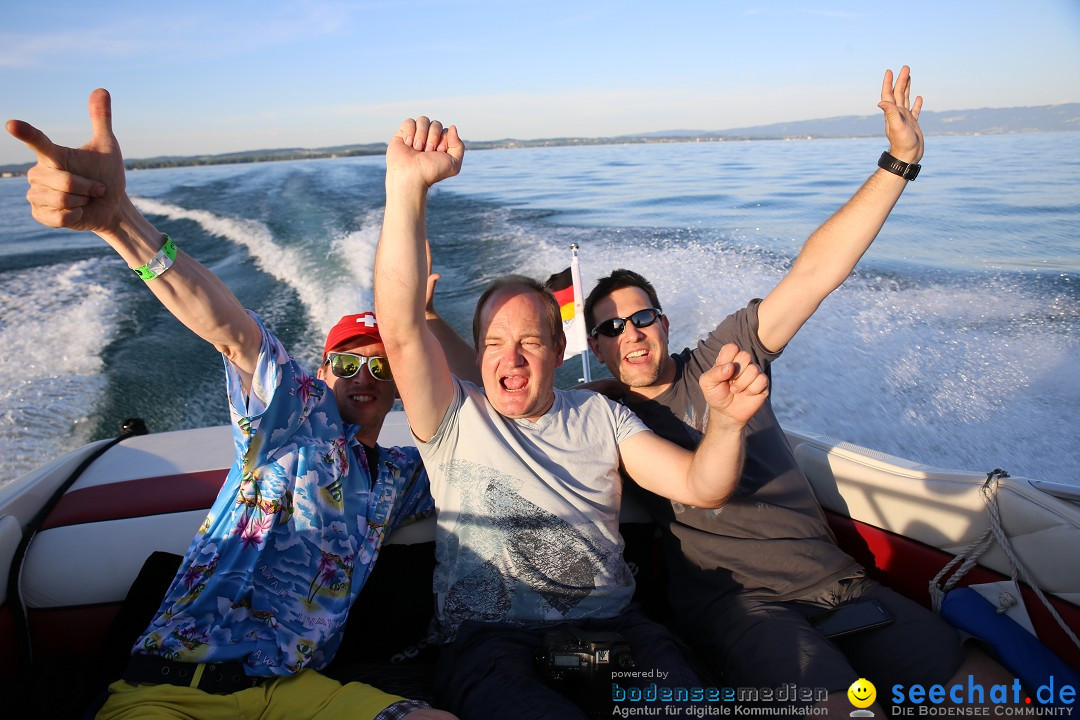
[132,313,433,676]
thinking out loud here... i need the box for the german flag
[545,266,587,360]
[546,267,576,323]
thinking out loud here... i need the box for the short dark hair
[472,275,565,350]
[584,269,663,331]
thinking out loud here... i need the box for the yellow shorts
[96,668,407,720]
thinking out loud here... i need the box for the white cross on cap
[356,314,377,327]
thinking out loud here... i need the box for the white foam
[325,207,381,320]
[132,199,399,361]
[480,225,1077,484]
[792,278,1079,482]
[132,196,335,331]
[0,258,124,483]
[630,241,1078,483]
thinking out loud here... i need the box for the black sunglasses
[590,308,664,338]
[324,352,393,382]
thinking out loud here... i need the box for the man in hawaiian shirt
[7,91,455,720]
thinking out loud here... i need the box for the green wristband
[132,235,178,280]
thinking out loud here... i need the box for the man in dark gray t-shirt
[606,299,857,603]
[582,67,1007,713]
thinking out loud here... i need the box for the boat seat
[78,515,665,708]
[789,428,1080,607]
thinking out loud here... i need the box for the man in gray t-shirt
[374,117,771,719]
[422,377,645,644]
[582,67,1007,712]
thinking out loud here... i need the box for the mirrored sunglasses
[324,352,393,382]
[590,308,665,338]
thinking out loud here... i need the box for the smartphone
[808,598,894,639]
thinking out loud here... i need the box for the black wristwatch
[878,151,920,181]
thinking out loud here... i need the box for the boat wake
[132,197,382,339]
[0,257,124,479]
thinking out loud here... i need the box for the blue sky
[3,0,1079,165]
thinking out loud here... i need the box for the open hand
[700,343,769,427]
[6,88,126,233]
[878,66,924,164]
[386,116,464,189]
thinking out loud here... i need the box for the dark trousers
[434,605,705,720]
[677,574,963,697]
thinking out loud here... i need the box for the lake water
[1,133,1077,486]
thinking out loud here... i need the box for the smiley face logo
[848,678,877,709]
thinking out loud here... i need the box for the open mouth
[348,394,375,403]
[624,348,650,365]
[500,375,528,393]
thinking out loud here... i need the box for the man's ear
[587,336,604,364]
[554,335,566,369]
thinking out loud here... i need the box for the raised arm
[757,66,924,352]
[425,250,482,385]
[619,344,769,507]
[374,117,465,441]
[6,89,262,388]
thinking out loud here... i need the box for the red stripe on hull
[41,470,227,530]
[827,510,1080,671]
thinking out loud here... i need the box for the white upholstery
[789,429,1080,606]
[22,511,204,608]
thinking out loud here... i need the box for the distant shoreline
[1,134,824,177]
[129,129,1074,172]
[3,101,1078,177]
[0,130,1063,179]
[0,135,755,177]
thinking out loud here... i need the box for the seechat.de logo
[890,675,1076,715]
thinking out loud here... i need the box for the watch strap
[878,151,921,181]
[132,235,178,280]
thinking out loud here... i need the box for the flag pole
[569,243,591,383]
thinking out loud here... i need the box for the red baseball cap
[322,312,383,357]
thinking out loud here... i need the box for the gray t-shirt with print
[419,378,647,643]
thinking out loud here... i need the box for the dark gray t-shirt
[621,299,858,605]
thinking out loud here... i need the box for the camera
[536,626,634,717]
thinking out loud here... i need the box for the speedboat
[1,411,1077,714]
